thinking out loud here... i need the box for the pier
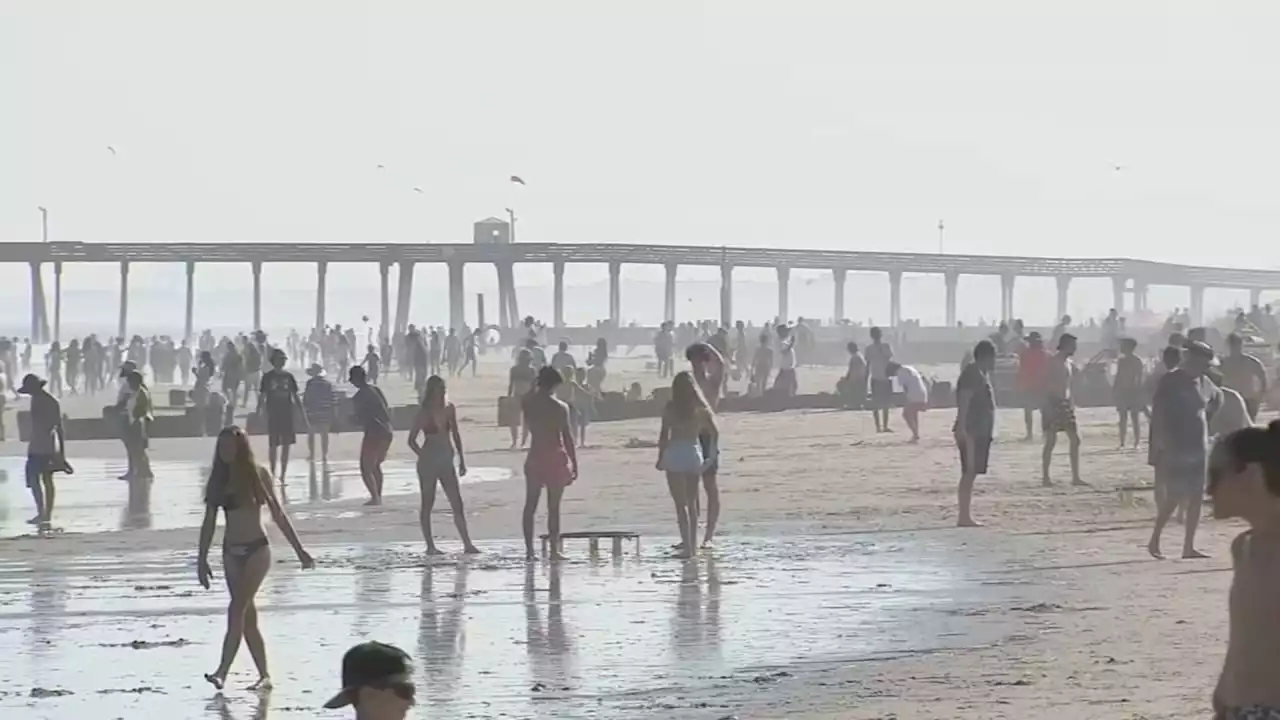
[3,239,1277,343]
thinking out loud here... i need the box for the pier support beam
[832,268,846,323]
[118,261,130,339]
[394,261,414,333]
[776,266,790,322]
[720,264,734,328]
[53,262,62,343]
[315,261,328,332]
[1111,276,1127,315]
[553,261,566,328]
[184,261,195,342]
[1134,281,1149,313]
[30,262,49,344]
[251,261,263,331]
[944,271,959,327]
[1250,288,1262,308]
[1055,275,1072,321]
[607,261,622,327]
[888,270,903,327]
[663,263,678,324]
[1000,273,1016,322]
[379,262,391,340]
[1189,284,1205,326]
[449,260,466,330]
[495,261,517,328]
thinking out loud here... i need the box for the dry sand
[0,354,1238,718]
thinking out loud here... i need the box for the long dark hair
[204,426,266,508]
[1214,421,1280,496]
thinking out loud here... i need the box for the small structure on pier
[473,217,511,245]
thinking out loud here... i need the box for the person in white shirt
[771,326,798,397]
[886,361,928,442]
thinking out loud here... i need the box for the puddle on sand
[0,457,513,539]
[0,536,1030,719]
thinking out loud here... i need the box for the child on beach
[1207,422,1280,718]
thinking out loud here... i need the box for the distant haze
[3,1,1279,331]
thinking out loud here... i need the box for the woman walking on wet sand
[409,375,480,555]
[522,366,578,561]
[657,371,719,559]
[197,426,314,691]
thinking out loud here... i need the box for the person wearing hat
[322,642,415,717]
[1148,339,1223,559]
[19,374,66,528]
[256,348,308,482]
[302,363,335,463]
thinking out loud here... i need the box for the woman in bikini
[408,375,480,555]
[1208,422,1280,719]
[521,366,578,561]
[197,426,314,691]
[657,371,719,559]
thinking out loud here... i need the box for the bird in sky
[510,175,525,185]
[412,187,424,193]
[1112,164,1126,172]
[107,146,117,156]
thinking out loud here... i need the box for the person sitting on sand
[506,349,536,449]
[1148,340,1222,560]
[886,361,928,442]
[1042,333,1085,487]
[350,365,393,505]
[408,375,480,555]
[521,366,578,561]
[657,371,719,559]
[1113,338,1146,449]
[198,426,313,691]
[955,341,997,527]
[1206,423,1280,719]
[322,641,416,719]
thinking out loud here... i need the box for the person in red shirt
[1016,332,1051,442]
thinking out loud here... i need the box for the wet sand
[0,355,1237,718]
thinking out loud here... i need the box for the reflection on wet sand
[671,557,723,666]
[120,477,153,531]
[524,561,574,707]
[352,546,393,637]
[206,690,268,720]
[418,562,468,709]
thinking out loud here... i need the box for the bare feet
[26,515,42,525]
[463,545,481,555]
[1147,540,1164,560]
[1041,478,1054,488]
[549,551,568,563]
[425,547,445,556]
[525,551,537,562]
[957,517,982,528]
[1182,549,1209,559]
[204,673,226,690]
[247,676,273,691]
[1071,479,1091,487]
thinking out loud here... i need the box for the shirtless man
[506,349,536,449]
[1113,338,1146,448]
[19,374,66,528]
[521,366,578,561]
[1042,333,1085,486]
[686,341,726,547]
[865,327,894,433]
[1221,333,1268,421]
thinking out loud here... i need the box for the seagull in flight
[107,146,117,156]
[412,187,424,193]
[510,175,525,185]
[1112,164,1126,172]
[376,164,385,169]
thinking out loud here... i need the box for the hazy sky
[3,1,1279,318]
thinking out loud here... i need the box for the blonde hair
[669,371,715,427]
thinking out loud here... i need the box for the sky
[2,1,1279,327]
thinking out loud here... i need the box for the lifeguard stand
[473,217,511,245]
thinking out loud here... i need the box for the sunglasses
[368,679,416,703]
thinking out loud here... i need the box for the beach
[0,354,1234,719]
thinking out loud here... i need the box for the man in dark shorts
[955,341,996,527]
[19,373,67,529]
[1041,333,1084,486]
[686,341,725,548]
[257,348,308,482]
[322,641,416,718]
[865,326,894,432]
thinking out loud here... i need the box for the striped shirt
[303,376,336,423]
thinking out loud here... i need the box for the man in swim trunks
[350,365,393,505]
[1042,333,1085,486]
[1148,340,1221,559]
[257,349,308,482]
[686,341,725,547]
[955,341,997,527]
[19,373,66,528]
[521,366,578,561]
[865,326,894,433]
[1221,333,1268,421]
[1113,337,1146,448]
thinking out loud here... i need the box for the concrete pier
[118,261,130,339]
[315,261,328,331]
